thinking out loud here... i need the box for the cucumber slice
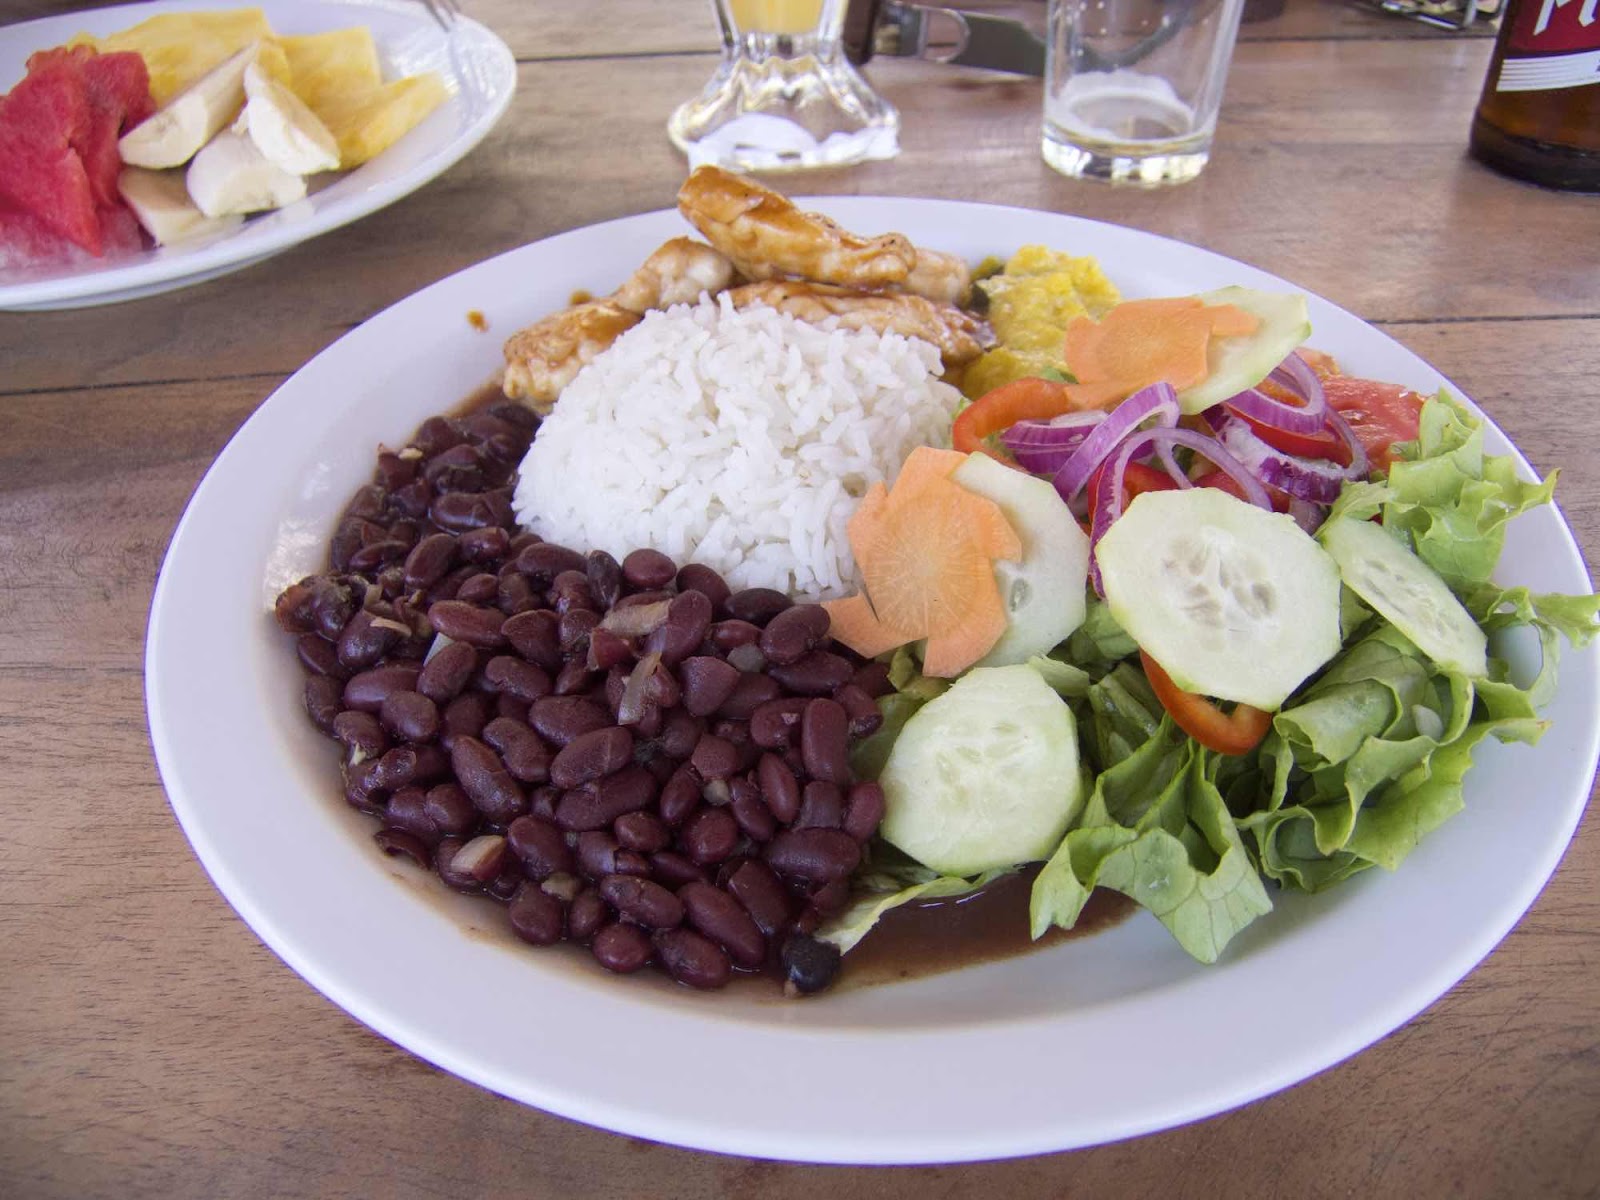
[1319,516,1488,677]
[1096,488,1342,709]
[1177,287,1312,415]
[879,665,1083,877]
[952,452,1090,669]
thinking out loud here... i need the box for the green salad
[821,382,1600,964]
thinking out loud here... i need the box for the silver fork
[421,0,465,31]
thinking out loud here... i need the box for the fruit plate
[0,0,515,310]
[145,199,1600,1164]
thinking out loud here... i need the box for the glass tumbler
[669,0,900,171]
[1043,0,1247,186]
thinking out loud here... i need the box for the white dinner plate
[146,200,1600,1164]
[0,0,515,310]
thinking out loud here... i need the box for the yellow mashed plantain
[961,246,1120,399]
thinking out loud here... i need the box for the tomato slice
[952,377,1076,459]
[1323,377,1426,472]
[1191,468,1293,514]
[1140,651,1272,756]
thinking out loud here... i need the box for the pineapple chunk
[311,74,449,168]
[72,8,275,105]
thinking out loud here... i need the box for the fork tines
[423,0,466,31]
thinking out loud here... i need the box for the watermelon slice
[0,45,154,261]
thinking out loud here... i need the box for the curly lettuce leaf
[818,866,1014,955]
[1030,719,1272,963]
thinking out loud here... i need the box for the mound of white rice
[513,295,962,598]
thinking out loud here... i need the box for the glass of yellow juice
[669,0,899,170]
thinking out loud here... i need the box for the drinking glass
[1043,0,1247,186]
[669,0,900,171]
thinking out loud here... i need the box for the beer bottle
[1469,0,1600,192]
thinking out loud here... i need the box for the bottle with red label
[1470,0,1600,191]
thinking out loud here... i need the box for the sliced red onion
[1221,353,1328,435]
[618,650,662,725]
[1087,426,1272,594]
[1002,412,1106,475]
[1210,408,1366,506]
[1052,382,1180,503]
[600,600,671,638]
[1287,497,1325,535]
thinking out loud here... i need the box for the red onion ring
[1051,382,1180,504]
[1003,411,1107,474]
[1221,353,1329,435]
[1208,408,1368,505]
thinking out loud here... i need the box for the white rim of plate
[146,199,1600,1164]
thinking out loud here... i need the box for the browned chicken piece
[502,300,641,410]
[610,236,737,314]
[678,165,918,291]
[502,237,736,409]
[903,246,972,307]
[724,280,991,366]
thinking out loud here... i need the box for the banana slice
[238,61,341,175]
[117,167,243,244]
[118,42,257,170]
[186,129,307,217]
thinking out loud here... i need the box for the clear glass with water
[1043,0,1247,186]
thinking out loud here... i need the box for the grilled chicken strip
[724,280,991,367]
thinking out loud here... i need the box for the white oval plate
[146,200,1600,1164]
[0,0,514,310]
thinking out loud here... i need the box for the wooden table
[4,1,1597,1194]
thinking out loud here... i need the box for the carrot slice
[1060,297,1261,410]
[824,449,1023,678]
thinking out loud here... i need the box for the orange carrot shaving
[824,447,1021,678]
[1060,297,1260,411]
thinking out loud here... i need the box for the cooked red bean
[549,570,597,615]
[557,607,600,655]
[689,733,739,781]
[481,717,550,783]
[649,851,708,888]
[427,601,506,648]
[655,709,704,760]
[418,641,476,703]
[725,588,791,626]
[483,655,553,702]
[748,697,807,748]
[506,814,573,878]
[404,533,457,590]
[758,604,830,666]
[795,781,844,830]
[834,683,883,737]
[614,810,670,853]
[451,833,508,883]
[769,651,854,696]
[449,736,526,823]
[456,572,499,604]
[508,882,566,945]
[587,627,632,671]
[440,691,490,746]
[372,746,425,791]
[658,763,703,826]
[678,656,741,716]
[622,548,677,590]
[385,786,441,846]
[726,860,794,938]
[780,933,842,995]
[675,563,731,612]
[717,672,783,720]
[586,550,623,610]
[678,881,765,969]
[553,659,596,696]
[549,726,634,790]
[844,782,887,842]
[765,828,861,883]
[458,525,511,564]
[646,589,713,666]
[423,782,477,837]
[337,610,402,671]
[600,874,685,929]
[592,922,654,974]
[555,764,656,830]
[434,836,479,890]
[381,691,439,743]
[756,753,801,824]
[730,778,776,842]
[809,876,851,916]
[332,710,387,762]
[709,619,762,652]
[681,807,739,865]
[654,928,731,989]
[502,609,562,669]
[342,664,421,713]
[295,633,344,679]
[800,698,851,785]
[529,695,612,747]
[431,489,511,533]
[566,888,609,942]
[497,571,541,616]
[347,539,411,573]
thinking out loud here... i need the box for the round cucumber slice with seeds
[1096,488,1343,709]
[879,665,1082,877]
[1319,516,1488,678]
[1177,287,1312,415]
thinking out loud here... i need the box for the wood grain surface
[2,1,1597,1197]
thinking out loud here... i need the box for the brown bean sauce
[835,872,1136,991]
